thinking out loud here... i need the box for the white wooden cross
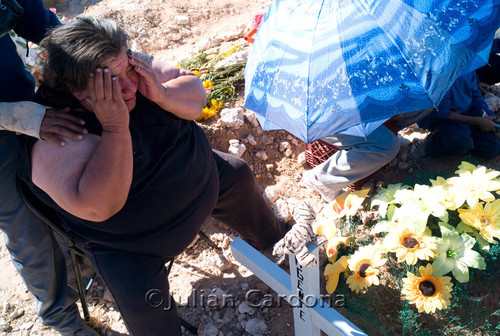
[230,237,367,336]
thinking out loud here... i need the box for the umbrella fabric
[244,0,500,143]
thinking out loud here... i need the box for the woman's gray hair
[40,16,129,92]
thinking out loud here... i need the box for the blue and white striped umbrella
[244,0,500,143]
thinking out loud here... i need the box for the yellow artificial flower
[329,188,370,220]
[325,236,350,261]
[222,45,241,58]
[454,161,498,175]
[447,165,500,208]
[372,240,388,256]
[211,99,223,111]
[324,255,348,294]
[346,245,387,293]
[371,183,408,218]
[313,218,349,261]
[203,80,214,89]
[430,176,449,188]
[313,220,336,242]
[196,107,217,121]
[401,264,453,314]
[454,161,478,174]
[384,224,437,265]
[429,176,457,210]
[192,70,200,77]
[458,199,500,243]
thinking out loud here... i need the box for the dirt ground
[1,0,499,335]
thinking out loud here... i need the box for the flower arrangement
[314,161,500,334]
[178,44,246,121]
[10,31,43,78]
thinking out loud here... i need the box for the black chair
[16,177,205,334]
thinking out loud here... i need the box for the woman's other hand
[87,66,130,132]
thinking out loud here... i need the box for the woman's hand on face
[88,66,130,132]
[127,51,166,104]
[40,107,88,146]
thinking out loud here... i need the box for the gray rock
[198,322,219,336]
[228,140,246,158]
[244,112,260,128]
[214,254,232,271]
[398,161,410,170]
[297,152,307,166]
[485,93,500,111]
[255,151,268,161]
[398,134,411,148]
[222,308,235,324]
[238,301,257,315]
[0,320,9,332]
[210,288,228,308]
[245,318,267,334]
[261,135,274,145]
[1,301,9,315]
[103,289,115,302]
[279,141,291,152]
[214,51,247,68]
[256,283,269,294]
[243,134,257,146]
[167,33,182,41]
[263,186,279,204]
[398,151,409,162]
[20,321,33,330]
[9,309,24,320]
[219,108,245,129]
[174,15,190,25]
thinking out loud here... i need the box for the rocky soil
[1,0,500,335]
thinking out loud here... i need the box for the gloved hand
[272,201,327,267]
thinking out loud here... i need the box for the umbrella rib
[354,0,436,108]
[305,0,330,142]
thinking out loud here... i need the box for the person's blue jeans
[425,119,500,159]
[314,108,433,192]
[0,131,96,336]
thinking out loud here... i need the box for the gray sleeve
[132,51,154,66]
[0,102,45,138]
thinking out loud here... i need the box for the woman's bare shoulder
[31,134,100,192]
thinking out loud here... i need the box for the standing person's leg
[309,125,400,196]
[84,246,181,336]
[425,120,473,158]
[211,150,287,250]
[0,132,96,336]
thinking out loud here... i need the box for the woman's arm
[31,69,133,222]
[128,52,206,120]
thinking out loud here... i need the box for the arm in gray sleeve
[0,101,46,138]
[133,51,154,66]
